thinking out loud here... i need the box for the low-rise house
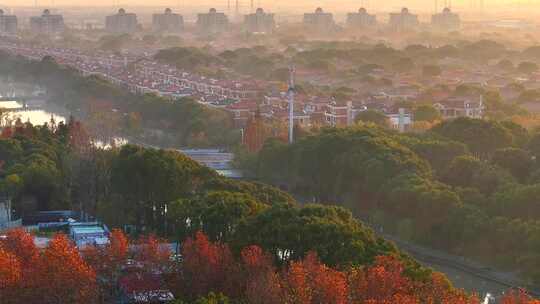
[386,108,412,132]
[324,101,355,127]
[23,210,79,226]
[226,100,258,128]
[0,196,20,230]
[434,97,485,119]
[273,108,311,129]
[69,222,109,248]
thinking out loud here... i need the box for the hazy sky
[2,0,538,8]
[4,0,540,16]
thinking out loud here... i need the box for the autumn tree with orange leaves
[82,229,129,300]
[284,252,348,304]
[0,228,536,304]
[0,248,21,304]
[240,245,283,304]
[501,289,540,304]
[0,229,98,304]
[178,231,235,299]
[36,234,98,304]
[175,231,482,304]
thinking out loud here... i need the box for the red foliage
[283,258,311,304]
[1,230,98,304]
[418,272,480,304]
[283,252,348,304]
[348,255,414,303]
[241,245,283,304]
[174,232,485,304]
[501,289,540,304]
[347,255,479,304]
[68,120,91,154]
[134,234,171,273]
[109,228,129,261]
[35,234,98,304]
[1,229,532,304]
[119,273,163,294]
[180,231,235,299]
[0,228,39,267]
[0,247,21,287]
[1,126,13,138]
[82,228,129,296]
[0,248,21,304]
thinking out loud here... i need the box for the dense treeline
[242,118,540,285]
[0,121,288,231]
[0,121,426,278]
[0,52,239,147]
[0,119,86,213]
[155,46,289,81]
[154,40,540,80]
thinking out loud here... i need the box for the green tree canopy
[413,105,441,122]
[431,117,514,157]
[355,110,389,127]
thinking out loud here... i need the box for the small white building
[0,198,20,230]
[433,96,485,119]
[386,108,412,132]
[69,222,109,248]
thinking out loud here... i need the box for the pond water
[0,100,67,126]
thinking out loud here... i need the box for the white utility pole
[288,65,295,144]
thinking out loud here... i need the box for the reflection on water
[93,137,129,149]
[8,110,66,126]
[0,101,23,109]
[0,100,128,149]
[0,100,66,126]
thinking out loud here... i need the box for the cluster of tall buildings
[153,8,184,33]
[389,8,420,31]
[105,8,138,34]
[0,9,17,35]
[346,8,377,28]
[196,8,229,35]
[431,7,461,31]
[303,8,336,33]
[304,7,460,32]
[0,9,65,35]
[0,6,462,36]
[244,8,275,34]
[30,9,65,34]
[105,8,186,34]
